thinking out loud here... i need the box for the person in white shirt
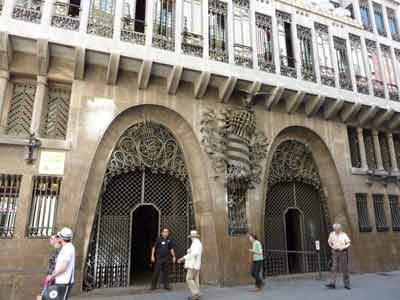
[178,230,203,300]
[325,223,351,290]
[45,227,75,300]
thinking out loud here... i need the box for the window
[233,0,252,67]
[349,34,368,94]
[389,195,400,231]
[378,132,391,171]
[153,0,176,51]
[121,0,147,44]
[88,0,115,38]
[360,0,372,32]
[334,37,352,90]
[393,133,400,168]
[315,23,334,87]
[366,39,384,98]
[381,45,398,101]
[373,3,386,36]
[276,10,295,78]
[363,129,377,170]
[6,80,36,136]
[42,84,71,140]
[183,0,201,34]
[355,193,372,232]
[373,194,388,232]
[208,0,228,62]
[27,176,62,238]
[227,177,248,236]
[256,13,274,73]
[0,174,22,239]
[347,127,361,168]
[387,7,399,41]
[297,25,315,82]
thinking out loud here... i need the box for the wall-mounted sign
[39,150,66,175]
[315,240,320,251]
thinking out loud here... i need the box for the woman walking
[40,235,61,295]
[248,233,264,291]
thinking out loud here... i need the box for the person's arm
[170,248,176,263]
[151,246,156,263]
[328,234,335,249]
[343,234,351,250]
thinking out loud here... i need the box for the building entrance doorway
[285,208,303,273]
[130,205,159,286]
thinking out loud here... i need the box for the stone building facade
[0,0,400,299]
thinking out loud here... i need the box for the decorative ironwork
[42,85,71,140]
[256,13,274,73]
[0,174,22,239]
[372,80,385,98]
[227,176,248,235]
[280,56,297,78]
[233,0,249,8]
[51,2,80,31]
[264,140,330,275]
[314,22,328,34]
[6,81,36,136]
[373,194,388,232]
[182,31,203,57]
[333,37,352,91]
[389,195,400,231]
[297,25,315,82]
[121,18,146,45]
[13,0,42,23]
[234,44,253,68]
[387,83,399,101]
[347,127,361,168]
[83,122,195,290]
[209,0,228,62]
[152,0,175,51]
[276,10,291,23]
[356,75,369,94]
[27,176,62,238]
[355,193,372,232]
[363,129,377,170]
[320,66,335,87]
[393,133,400,169]
[87,9,114,38]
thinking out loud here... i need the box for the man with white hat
[178,230,203,300]
[325,223,351,290]
[45,227,75,300]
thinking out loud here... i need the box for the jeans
[151,258,170,289]
[251,260,263,288]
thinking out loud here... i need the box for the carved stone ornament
[200,102,268,188]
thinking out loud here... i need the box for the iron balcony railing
[182,31,203,57]
[301,65,316,82]
[320,65,335,87]
[373,79,385,98]
[121,18,146,45]
[13,0,43,23]
[152,24,175,51]
[234,43,253,68]
[363,23,374,33]
[356,75,369,94]
[51,2,81,31]
[258,51,275,73]
[387,83,399,101]
[280,55,297,78]
[209,39,228,63]
[392,32,400,42]
[87,9,114,38]
[339,71,353,91]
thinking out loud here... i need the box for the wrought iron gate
[83,122,195,291]
[264,140,330,275]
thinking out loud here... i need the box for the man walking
[45,227,75,300]
[325,223,351,290]
[150,228,176,290]
[178,230,203,300]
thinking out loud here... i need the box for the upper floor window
[360,0,372,32]
[208,0,228,62]
[233,0,252,68]
[315,23,334,87]
[373,2,386,36]
[381,44,398,101]
[387,8,399,41]
[297,25,314,82]
[182,0,202,56]
[334,36,352,90]
[256,13,274,73]
[366,39,384,98]
[121,0,147,45]
[276,10,296,78]
[0,174,22,239]
[153,0,176,51]
[349,34,368,94]
[88,0,115,38]
[347,126,361,168]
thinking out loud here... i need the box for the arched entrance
[83,121,195,290]
[264,140,330,275]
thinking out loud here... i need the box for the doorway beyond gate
[130,205,159,286]
[285,208,303,273]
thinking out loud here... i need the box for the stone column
[2,0,15,18]
[175,0,183,54]
[360,38,374,95]
[0,70,10,133]
[250,0,257,70]
[227,0,235,64]
[113,0,124,42]
[291,16,301,79]
[387,133,399,173]
[328,27,339,88]
[353,0,363,25]
[357,127,368,171]
[345,37,357,92]
[30,76,48,136]
[79,0,92,33]
[367,0,378,35]
[41,0,55,27]
[202,0,209,59]
[372,130,384,171]
[311,25,321,84]
[146,0,155,46]
[376,44,390,100]
[271,12,281,75]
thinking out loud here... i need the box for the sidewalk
[74,271,400,300]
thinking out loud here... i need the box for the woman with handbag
[40,235,62,297]
[248,233,264,291]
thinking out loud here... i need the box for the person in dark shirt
[150,228,176,290]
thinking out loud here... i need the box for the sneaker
[344,286,351,290]
[164,286,171,291]
[325,283,336,289]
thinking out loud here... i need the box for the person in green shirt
[248,233,264,291]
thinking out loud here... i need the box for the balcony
[182,31,203,57]
[13,0,42,23]
[372,80,385,98]
[234,44,253,68]
[121,18,146,45]
[301,66,315,82]
[339,71,353,91]
[87,9,114,38]
[356,75,369,94]
[51,2,81,31]
[280,56,296,78]
[258,51,275,73]
[363,23,373,33]
[392,32,400,42]
[152,25,175,51]
[320,66,335,87]
[387,83,399,101]
[209,39,228,63]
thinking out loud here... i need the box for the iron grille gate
[83,121,195,291]
[264,140,330,276]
